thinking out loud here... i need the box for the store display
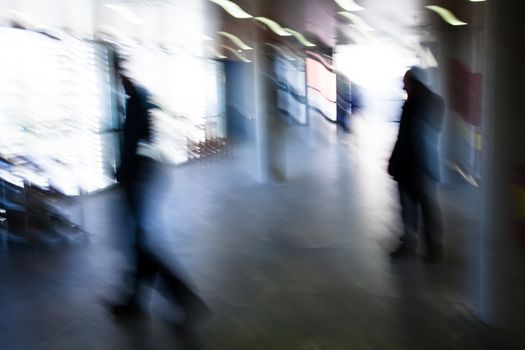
[0,27,114,196]
[0,27,114,244]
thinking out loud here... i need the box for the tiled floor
[0,114,519,349]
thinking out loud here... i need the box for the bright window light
[102,4,145,24]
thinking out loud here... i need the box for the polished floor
[0,113,519,349]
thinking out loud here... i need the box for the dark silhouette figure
[388,67,445,262]
[108,51,210,331]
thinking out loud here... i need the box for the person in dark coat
[108,51,210,331]
[388,67,445,261]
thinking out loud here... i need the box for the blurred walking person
[388,67,445,262]
[106,50,210,331]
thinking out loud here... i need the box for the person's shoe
[175,298,212,334]
[390,243,417,259]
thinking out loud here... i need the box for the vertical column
[253,32,286,183]
[479,0,525,334]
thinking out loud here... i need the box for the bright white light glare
[425,5,467,26]
[218,31,252,50]
[209,0,252,19]
[203,35,213,41]
[221,45,252,62]
[254,17,293,37]
[334,0,365,12]
[469,0,485,2]
[338,11,376,31]
[284,28,316,47]
[102,4,145,24]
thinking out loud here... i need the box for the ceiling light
[221,45,252,62]
[425,5,467,26]
[338,11,375,31]
[209,0,252,19]
[469,0,485,2]
[254,17,293,37]
[102,4,145,24]
[207,47,227,59]
[218,31,252,50]
[214,51,227,59]
[334,0,365,12]
[284,28,316,47]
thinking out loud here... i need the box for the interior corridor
[1,112,510,350]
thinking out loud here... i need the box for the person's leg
[153,257,211,330]
[108,184,158,316]
[420,177,443,261]
[391,183,419,257]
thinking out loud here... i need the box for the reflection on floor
[0,114,518,349]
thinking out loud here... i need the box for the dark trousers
[398,176,443,254]
[122,159,198,308]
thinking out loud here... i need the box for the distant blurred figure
[350,83,364,115]
[388,67,445,262]
[336,74,352,132]
[107,51,210,331]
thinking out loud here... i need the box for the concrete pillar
[479,0,525,334]
[253,34,286,183]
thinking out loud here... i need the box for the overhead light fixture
[469,0,485,2]
[254,17,293,37]
[209,0,252,19]
[338,11,375,32]
[218,31,252,50]
[102,4,145,24]
[214,50,227,59]
[284,28,316,47]
[425,5,467,26]
[334,0,365,12]
[221,45,252,62]
[207,46,227,59]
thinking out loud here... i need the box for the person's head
[403,66,427,95]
